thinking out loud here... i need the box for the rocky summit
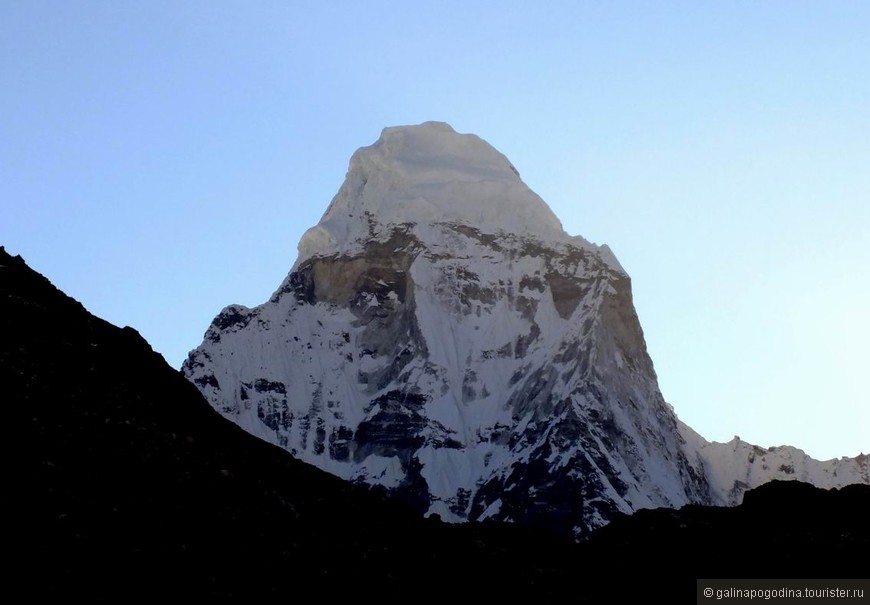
[183,122,867,538]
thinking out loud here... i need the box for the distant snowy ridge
[679,421,868,505]
[184,122,867,538]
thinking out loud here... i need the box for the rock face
[183,122,868,537]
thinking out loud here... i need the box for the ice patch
[353,455,404,489]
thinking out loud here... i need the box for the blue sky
[3,1,867,460]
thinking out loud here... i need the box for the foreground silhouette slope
[6,246,583,598]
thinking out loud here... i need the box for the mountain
[584,479,869,581]
[6,245,867,599]
[182,121,868,538]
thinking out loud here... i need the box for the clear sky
[2,1,867,461]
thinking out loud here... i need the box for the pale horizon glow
[2,2,867,460]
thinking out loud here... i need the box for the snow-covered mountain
[183,121,867,537]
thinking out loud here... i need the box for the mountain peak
[295,122,577,266]
[368,121,519,182]
[183,123,868,539]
